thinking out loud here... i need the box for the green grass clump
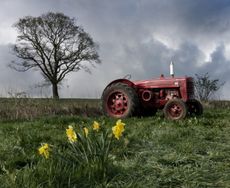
[0,108,230,187]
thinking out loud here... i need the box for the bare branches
[194,73,225,101]
[10,12,100,98]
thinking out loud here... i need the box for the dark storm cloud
[0,0,230,98]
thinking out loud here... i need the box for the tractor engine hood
[133,76,193,89]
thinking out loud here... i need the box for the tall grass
[0,98,102,120]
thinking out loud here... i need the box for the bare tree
[10,12,100,99]
[194,73,225,101]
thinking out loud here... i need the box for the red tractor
[101,63,203,120]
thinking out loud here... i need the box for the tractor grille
[187,79,195,99]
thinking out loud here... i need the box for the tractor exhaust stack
[170,61,174,78]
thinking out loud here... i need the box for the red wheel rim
[168,103,183,118]
[106,91,129,116]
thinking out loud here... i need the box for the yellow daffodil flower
[93,121,100,132]
[83,127,89,137]
[66,125,77,143]
[112,119,125,140]
[38,143,50,159]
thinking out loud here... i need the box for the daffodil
[83,127,89,137]
[93,121,100,132]
[38,143,50,159]
[112,119,125,140]
[66,125,77,143]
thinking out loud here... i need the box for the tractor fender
[103,79,135,92]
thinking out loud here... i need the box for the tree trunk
[52,83,59,99]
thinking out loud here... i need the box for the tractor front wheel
[163,99,188,120]
[102,83,139,118]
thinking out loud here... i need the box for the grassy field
[0,99,230,187]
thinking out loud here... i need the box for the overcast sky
[0,0,230,98]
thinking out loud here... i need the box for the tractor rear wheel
[163,99,188,120]
[187,99,203,116]
[102,83,139,118]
